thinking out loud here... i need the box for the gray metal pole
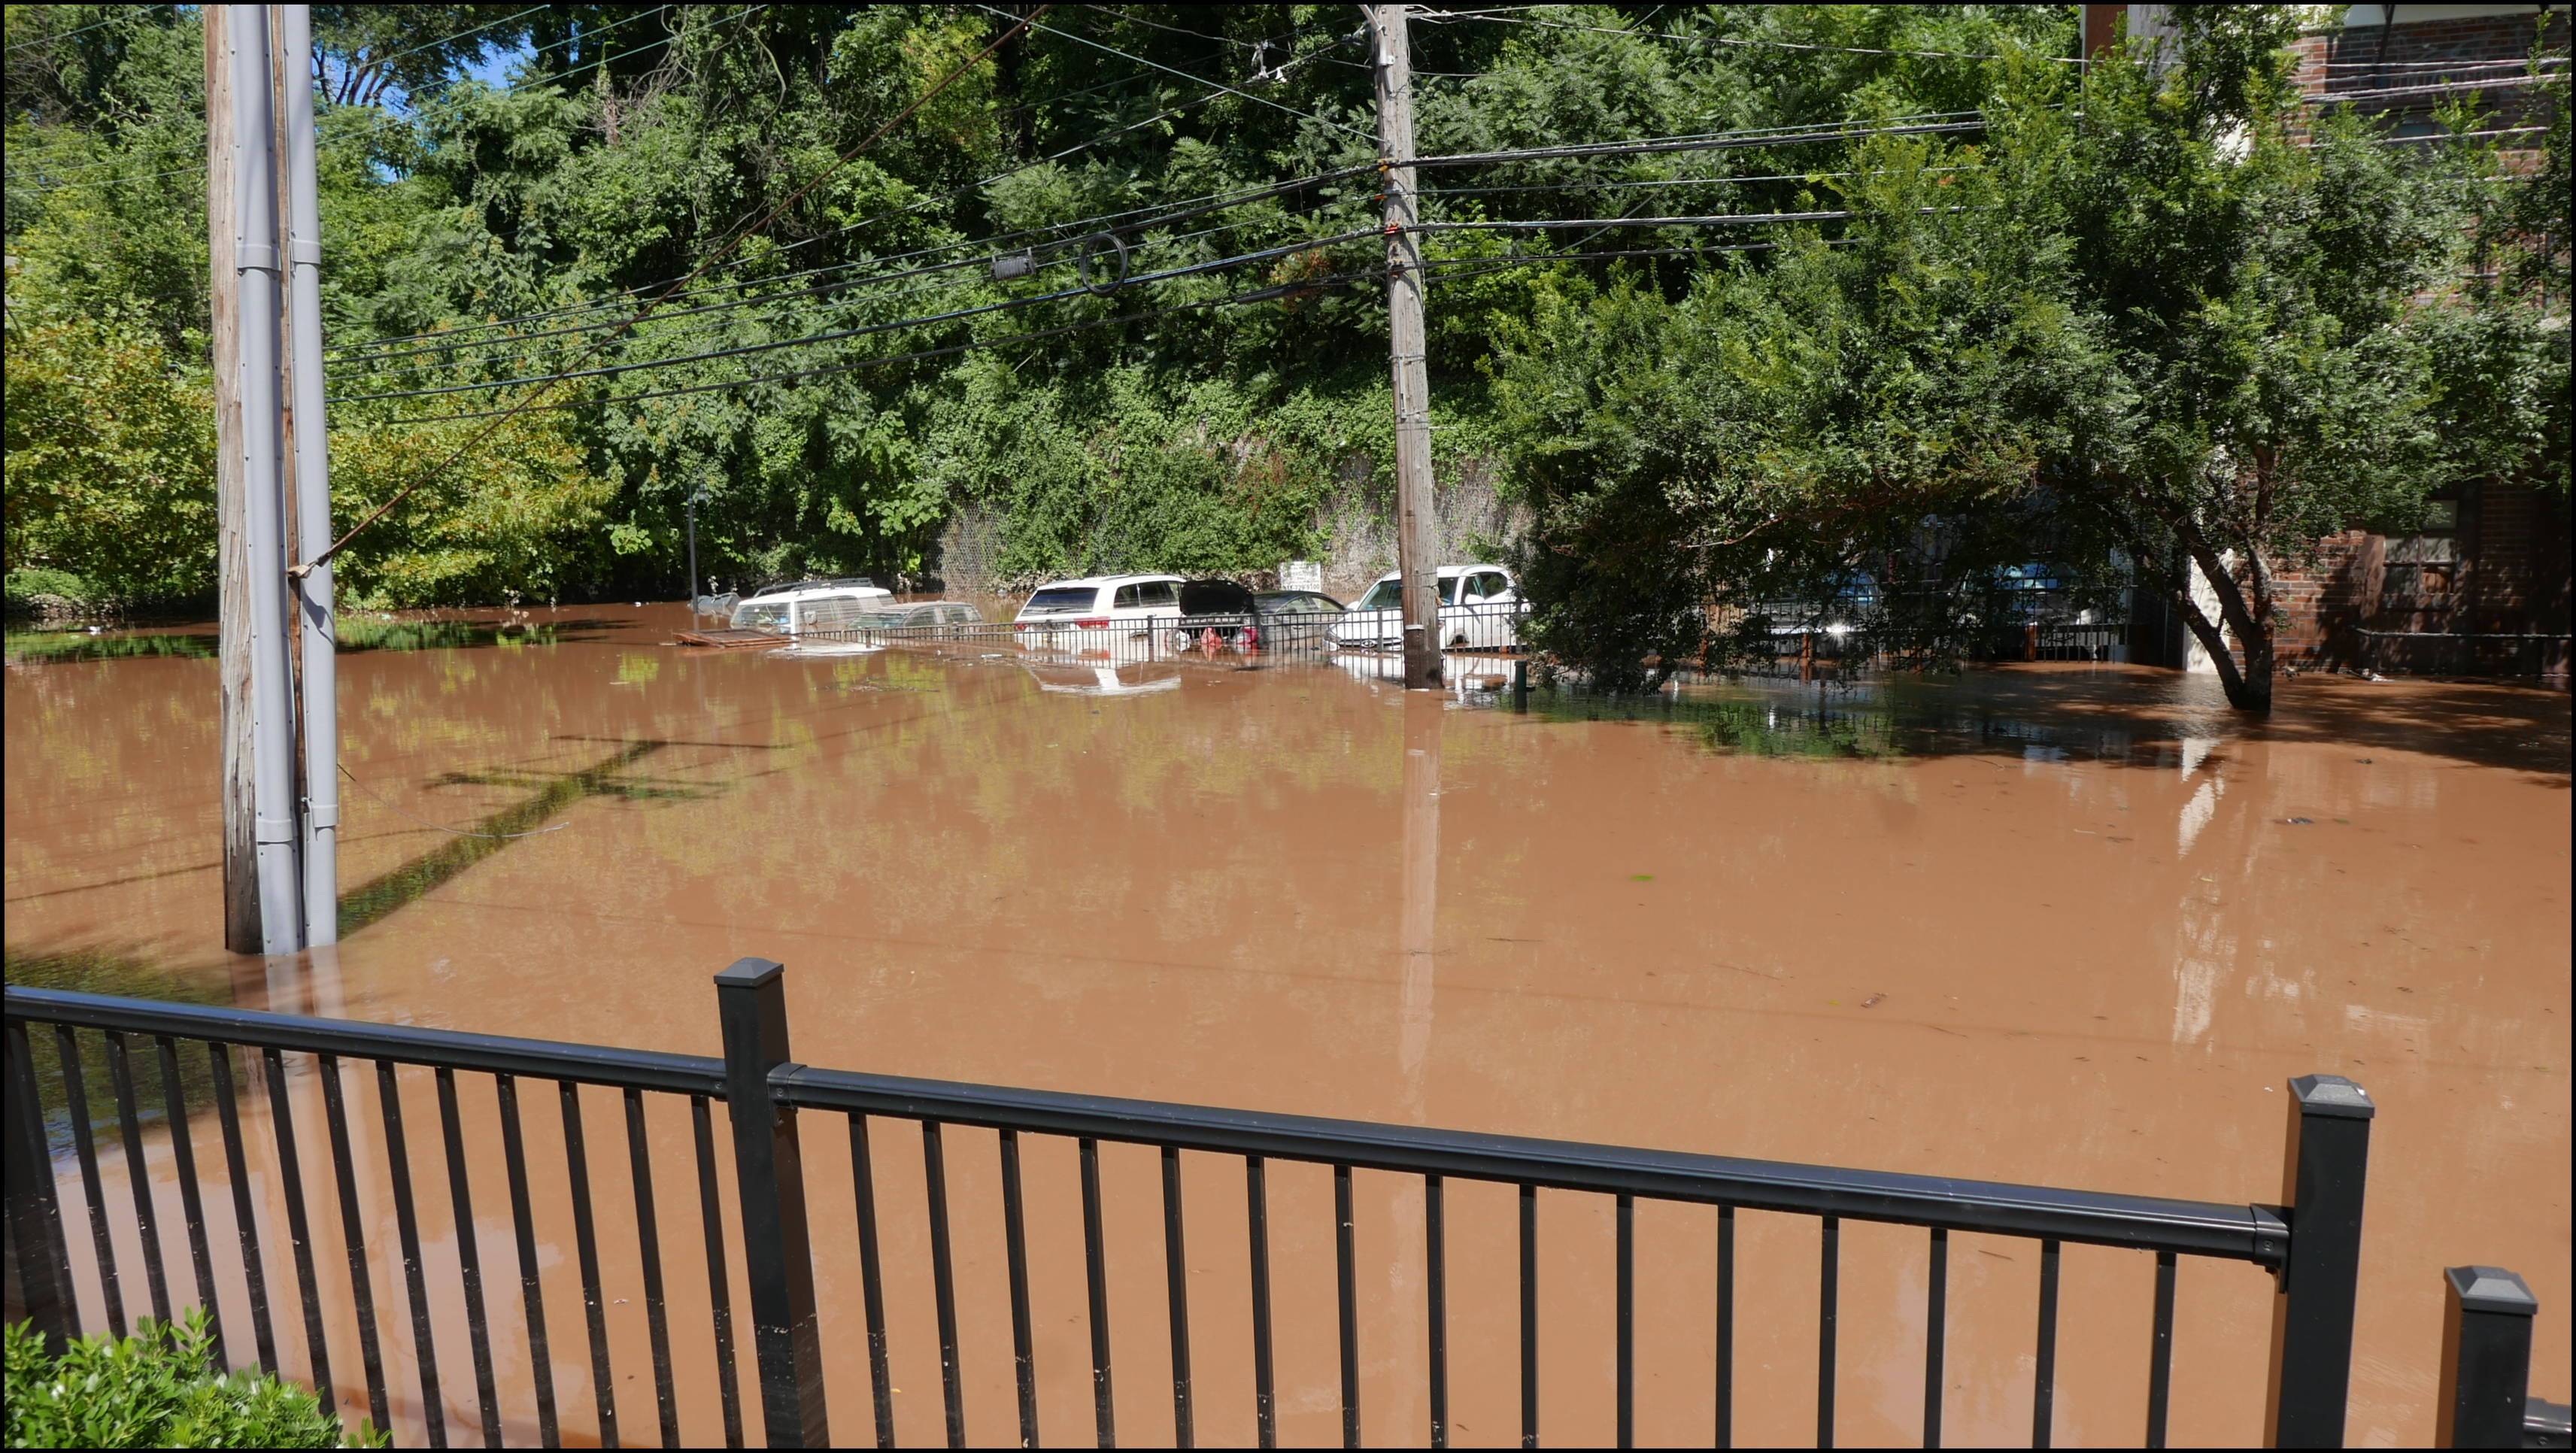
[276,5,336,947]
[687,486,700,617]
[1371,5,1442,690]
[227,3,302,954]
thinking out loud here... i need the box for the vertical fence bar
[1163,1145,1196,1450]
[1716,1203,1735,1451]
[557,1081,620,1450]
[496,1075,562,1447]
[153,1036,225,1363]
[689,1094,747,1450]
[1000,1129,1040,1451]
[376,1060,448,1450]
[314,1055,391,1434]
[103,1033,174,1323]
[1818,1215,1839,1449]
[1616,1193,1635,1450]
[1924,1227,1947,1450]
[2265,1074,2373,1449]
[2034,1237,2061,1449]
[3,1021,76,1354]
[434,1066,501,1445]
[2436,1266,2538,1448]
[1427,1174,1449,1451]
[1079,1136,1117,1448]
[1520,1182,1538,1450]
[265,1048,337,1417]
[623,1088,681,1448]
[1247,1155,1276,1451]
[209,1043,281,1373]
[714,960,828,1449]
[921,1120,966,1449]
[1337,1162,1359,1450]
[847,1115,897,1450]
[54,1025,127,1337]
[2147,1251,2176,1448]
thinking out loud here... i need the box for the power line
[339,108,1970,360]
[335,89,1365,358]
[331,224,1382,404]
[1416,211,1855,233]
[384,265,1386,424]
[333,209,1291,383]
[969,4,1377,141]
[4,3,180,54]
[1418,8,2086,65]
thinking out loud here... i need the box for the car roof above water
[1027,573,1185,591]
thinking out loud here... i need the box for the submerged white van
[1011,574,1188,637]
[1330,565,1522,650]
[728,578,894,633]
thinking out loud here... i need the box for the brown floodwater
[5,605,2568,1448]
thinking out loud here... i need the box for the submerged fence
[5,966,2563,1448]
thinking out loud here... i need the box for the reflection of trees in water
[1520,681,2180,764]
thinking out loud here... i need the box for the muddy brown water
[5,605,2568,1448]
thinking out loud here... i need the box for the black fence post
[2436,1266,2536,1448]
[4,1021,75,1354]
[2265,1073,2374,1448]
[715,959,830,1448]
[1514,659,1528,712]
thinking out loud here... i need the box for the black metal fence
[2433,1266,2571,1449]
[2,963,2461,1449]
[787,602,1531,665]
[15,967,2569,1449]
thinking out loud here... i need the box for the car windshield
[1352,578,1464,609]
[1021,586,1099,615]
[844,608,912,629]
[730,602,789,630]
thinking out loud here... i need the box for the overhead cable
[967,4,1378,141]
[332,226,1382,404]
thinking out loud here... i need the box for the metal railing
[2433,1266,2571,1448]
[9,966,2385,1448]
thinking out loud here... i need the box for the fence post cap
[715,957,787,988]
[2288,1073,2374,1119]
[2444,1265,2539,1315]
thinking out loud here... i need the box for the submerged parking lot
[7,604,2568,1447]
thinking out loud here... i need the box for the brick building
[2104,4,2571,678]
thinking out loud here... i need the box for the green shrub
[4,1312,384,1449]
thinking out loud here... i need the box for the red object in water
[1242,624,1261,650]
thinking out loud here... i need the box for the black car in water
[1170,581,1346,651]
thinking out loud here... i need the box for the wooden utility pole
[208,4,302,954]
[207,5,259,952]
[1370,4,1442,690]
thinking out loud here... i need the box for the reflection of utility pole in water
[1398,693,1443,1105]
[1384,690,1446,1442]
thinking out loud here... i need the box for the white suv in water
[1331,565,1523,650]
[1012,574,1187,638]
[728,578,894,633]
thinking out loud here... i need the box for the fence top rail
[773,1061,2289,1264]
[5,986,726,1097]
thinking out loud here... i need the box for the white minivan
[1331,564,1523,650]
[1012,574,1188,639]
[728,578,894,634]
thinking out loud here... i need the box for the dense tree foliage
[5,2,2078,605]
[1491,8,2568,708]
[2,5,2561,711]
